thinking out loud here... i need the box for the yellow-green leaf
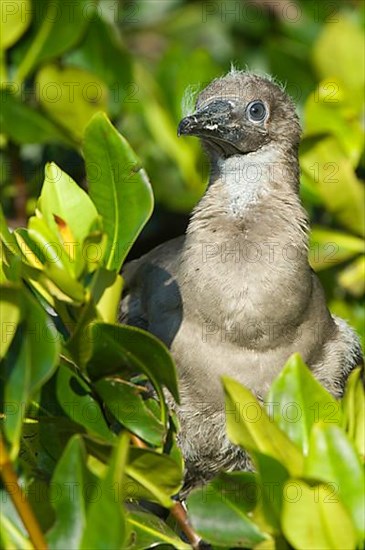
[223,377,304,476]
[282,481,357,550]
[0,0,31,50]
[312,16,365,107]
[309,227,365,271]
[338,255,365,297]
[36,65,108,141]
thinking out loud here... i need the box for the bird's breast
[180,238,311,348]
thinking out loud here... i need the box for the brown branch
[129,433,202,549]
[0,435,48,549]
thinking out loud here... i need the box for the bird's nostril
[177,117,193,136]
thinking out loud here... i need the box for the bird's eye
[247,101,267,122]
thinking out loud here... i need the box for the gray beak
[177,100,233,138]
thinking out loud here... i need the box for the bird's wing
[119,236,185,346]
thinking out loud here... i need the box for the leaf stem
[0,434,48,549]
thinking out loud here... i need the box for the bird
[120,70,363,493]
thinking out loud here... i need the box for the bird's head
[178,71,301,158]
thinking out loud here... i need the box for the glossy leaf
[47,436,90,549]
[223,376,304,475]
[38,162,99,247]
[304,423,365,540]
[0,285,22,359]
[125,448,182,508]
[80,432,129,549]
[56,363,115,443]
[12,229,82,306]
[25,219,86,303]
[85,322,179,403]
[253,453,289,532]
[2,290,60,457]
[94,272,123,323]
[127,510,190,549]
[282,481,357,550]
[266,353,341,454]
[187,472,267,547]
[95,378,165,447]
[84,113,154,271]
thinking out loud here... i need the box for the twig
[0,434,48,549]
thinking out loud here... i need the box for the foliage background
[0,0,364,548]
[1,0,364,344]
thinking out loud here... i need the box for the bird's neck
[187,143,307,248]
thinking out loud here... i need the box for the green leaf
[253,453,289,532]
[125,448,182,508]
[338,255,365,297]
[2,290,60,457]
[266,353,341,454]
[0,488,32,549]
[95,378,165,447]
[92,271,123,323]
[56,362,115,443]
[14,0,94,83]
[38,162,99,247]
[0,90,73,146]
[0,203,18,250]
[25,218,86,303]
[84,113,154,271]
[47,436,90,549]
[134,63,204,209]
[12,228,83,306]
[0,285,22,359]
[0,0,31,49]
[187,472,267,547]
[341,368,365,459]
[65,296,101,366]
[127,510,190,549]
[85,323,179,404]
[36,65,108,141]
[309,227,365,272]
[223,376,304,475]
[64,14,132,116]
[305,423,365,540]
[80,432,129,549]
[303,80,364,167]
[282,481,357,550]
[300,136,365,236]
[312,16,365,107]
